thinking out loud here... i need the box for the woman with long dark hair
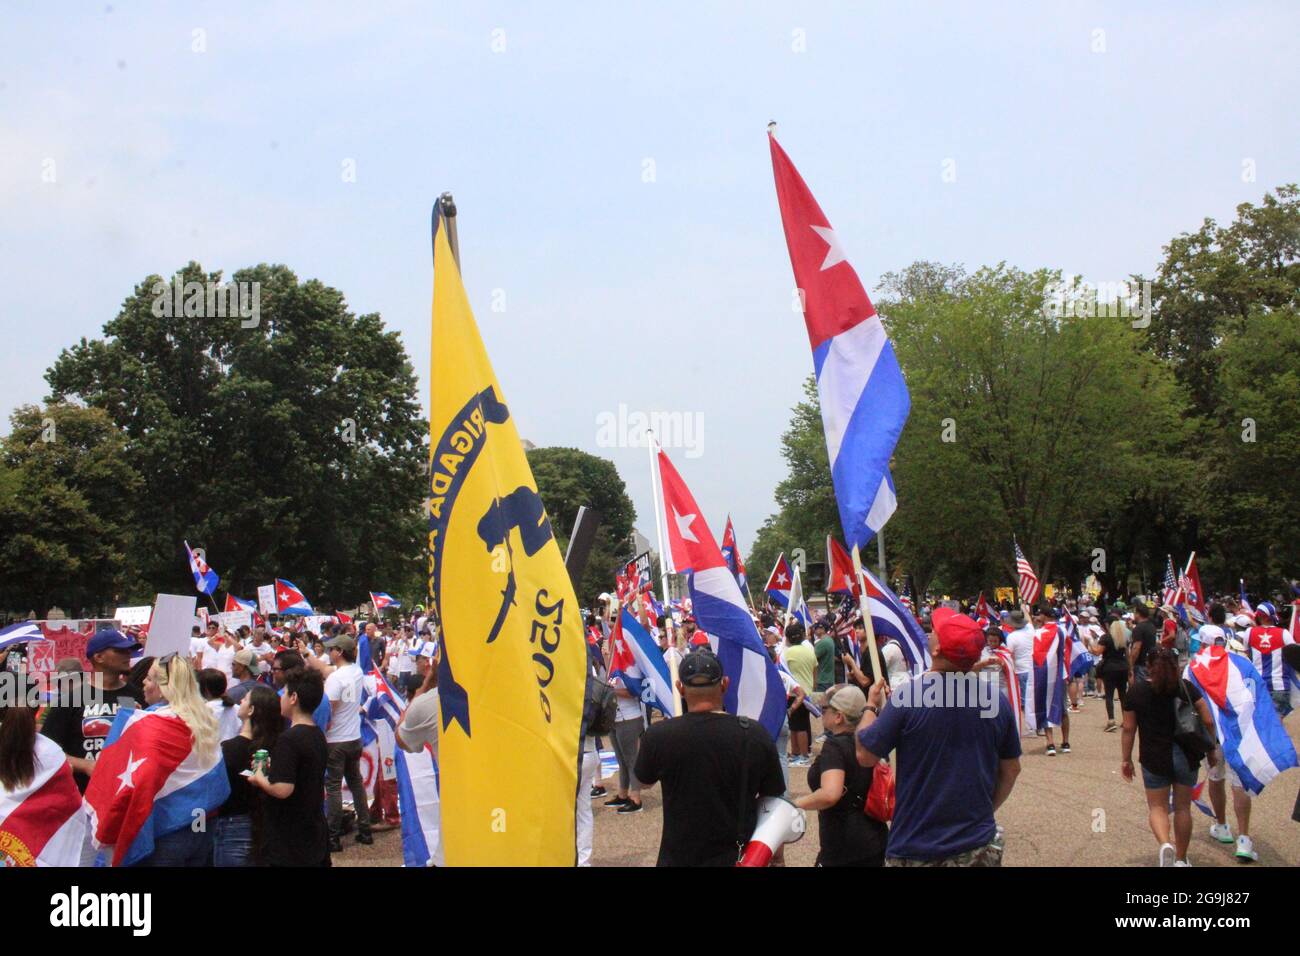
[213,685,282,866]
[1120,647,1216,866]
[199,667,242,742]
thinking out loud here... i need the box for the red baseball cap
[689,630,710,646]
[931,607,985,670]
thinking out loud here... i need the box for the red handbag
[864,759,895,823]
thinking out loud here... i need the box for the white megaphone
[737,795,806,867]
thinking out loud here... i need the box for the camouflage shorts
[885,841,1003,867]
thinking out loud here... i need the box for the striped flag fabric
[0,621,42,652]
[825,536,858,597]
[185,540,219,595]
[789,566,813,627]
[1185,646,1298,794]
[994,645,1021,723]
[1015,541,1041,606]
[393,745,442,867]
[1162,557,1179,608]
[0,735,86,867]
[769,131,910,550]
[608,609,675,717]
[1024,621,1066,731]
[1246,625,1299,710]
[654,441,786,739]
[859,565,931,677]
[719,516,749,594]
[764,554,795,609]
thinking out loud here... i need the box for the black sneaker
[604,796,630,808]
[1046,744,1057,756]
[355,832,374,846]
[590,785,607,798]
[328,837,343,853]
[1061,742,1071,754]
[617,801,644,814]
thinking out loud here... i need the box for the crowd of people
[0,612,443,867]
[3,580,1297,868]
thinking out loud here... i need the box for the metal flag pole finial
[767,120,778,136]
[439,191,460,269]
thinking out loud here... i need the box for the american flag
[1015,540,1041,606]
[1161,556,1178,607]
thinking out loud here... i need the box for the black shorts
[787,694,811,734]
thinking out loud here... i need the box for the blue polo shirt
[857,672,1021,861]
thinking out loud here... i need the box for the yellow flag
[427,207,584,865]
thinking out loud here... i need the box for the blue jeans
[1016,673,1028,710]
[1141,743,1199,789]
[134,825,214,867]
[776,717,790,792]
[212,814,253,867]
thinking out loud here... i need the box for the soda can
[252,749,270,775]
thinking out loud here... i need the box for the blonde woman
[84,654,230,866]
[1094,618,1131,731]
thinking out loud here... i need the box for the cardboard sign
[257,584,277,615]
[148,594,199,659]
[216,610,252,632]
[114,606,153,627]
[303,615,332,636]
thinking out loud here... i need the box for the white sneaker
[1235,835,1258,863]
[1209,822,1234,844]
[1158,842,1176,867]
[1174,859,1192,867]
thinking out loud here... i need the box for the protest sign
[148,594,199,659]
[114,606,153,627]
[257,584,277,615]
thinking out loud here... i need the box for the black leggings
[1100,669,1128,720]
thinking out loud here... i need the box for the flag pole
[439,192,460,269]
[850,544,882,683]
[646,431,681,716]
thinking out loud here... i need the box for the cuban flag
[720,516,748,594]
[764,554,795,609]
[788,567,814,628]
[275,579,314,615]
[994,645,1020,720]
[654,442,785,739]
[645,590,665,624]
[1247,626,1299,708]
[84,709,230,866]
[974,592,997,629]
[609,609,674,716]
[394,745,442,867]
[184,540,219,595]
[1185,646,1298,794]
[1060,609,1093,679]
[0,620,42,651]
[825,536,858,597]
[775,658,821,717]
[370,591,401,612]
[859,565,931,677]
[0,735,86,866]
[769,131,909,550]
[224,594,257,614]
[1024,622,1066,731]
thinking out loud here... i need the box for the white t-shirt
[207,698,242,742]
[244,640,275,674]
[397,689,439,755]
[188,636,208,663]
[611,677,645,722]
[1005,625,1035,674]
[395,641,415,675]
[881,641,910,691]
[205,642,235,680]
[324,662,364,743]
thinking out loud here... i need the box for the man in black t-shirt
[41,628,144,793]
[1129,603,1157,683]
[634,649,784,866]
[251,666,330,867]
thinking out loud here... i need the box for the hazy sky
[2,2,1296,559]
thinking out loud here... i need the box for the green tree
[45,262,427,606]
[526,446,636,604]
[0,403,142,616]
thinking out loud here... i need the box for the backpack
[583,674,618,737]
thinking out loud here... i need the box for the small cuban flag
[370,591,401,612]
[275,579,314,615]
[184,540,219,595]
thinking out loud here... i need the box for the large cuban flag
[609,608,675,717]
[0,621,42,652]
[655,441,785,739]
[0,735,86,866]
[1186,646,1298,794]
[1024,622,1066,732]
[84,709,230,866]
[769,131,910,551]
[275,579,314,615]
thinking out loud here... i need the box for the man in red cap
[854,607,1022,867]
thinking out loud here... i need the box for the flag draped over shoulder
[427,203,585,866]
[0,736,86,867]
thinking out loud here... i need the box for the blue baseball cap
[86,627,142,659]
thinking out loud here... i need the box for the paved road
[334,694,1300,867]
